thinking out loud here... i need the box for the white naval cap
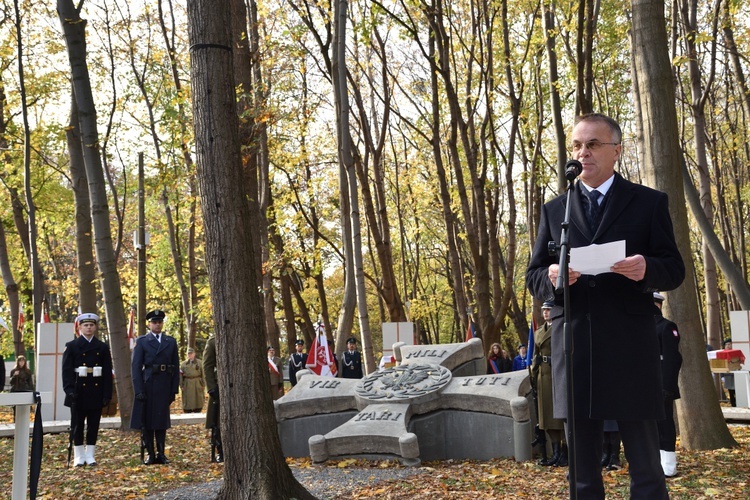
[76,313,99,324]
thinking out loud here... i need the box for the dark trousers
[73,407,102,446]
[571,418,668,500]
[656,398,677,452]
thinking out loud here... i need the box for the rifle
[66,399,77,467]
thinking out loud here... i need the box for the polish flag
[306,323,338,377]
[127,308,136,349]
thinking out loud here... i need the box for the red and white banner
[306,324,338,377]
[128,308,136,349]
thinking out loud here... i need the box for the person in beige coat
[267,346,284,400]
[180,348,205,413]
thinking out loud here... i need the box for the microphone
[564,159,582,181]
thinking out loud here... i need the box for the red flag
[18,311,25,334]
[127,308,136,349]
[42,303,50,323]
[305,324,338,377]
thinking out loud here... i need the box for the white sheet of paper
[569,240,626,275]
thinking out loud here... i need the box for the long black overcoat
[130,332,180,430]
[526,173,685,420]
[62,335,113,410]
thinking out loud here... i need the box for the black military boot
[156,430,170,465]
[606,435,622,471]
[143,438,157,465]
[601,440,612,468]
[536,442,550,466]
[546,442,561,466]
[554,443,569,467]
[216,441,224,463]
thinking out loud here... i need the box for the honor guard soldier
[653,292,683,477]
[341,337,363,379]
[130,309,180,465]
[62,313,113,466]
[288,340,307,387]
[531,300,567,467]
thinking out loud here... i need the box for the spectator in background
[9,355,34,392]
[500,349,513,373]
[722,339,736,407]
[487,343,503,374]
[180,348,205,413]
[512,345,528,371]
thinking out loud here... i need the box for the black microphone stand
[550,163,579,500]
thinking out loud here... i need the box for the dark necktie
[585,189,602,231]
[155,334,161,343]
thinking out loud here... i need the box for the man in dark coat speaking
[526,113,684,499]
[130,309,180,465]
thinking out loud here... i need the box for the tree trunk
[630,0,736,450]
[67,90,98,313]
[333,0,375,374]
[58,0,133,429]
[0,76,24,355]
[542,2,568,191]
[186,2,314,497]
[678,0,723,353]
[14,0,46,345]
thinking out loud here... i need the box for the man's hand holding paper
[569,240,626,276]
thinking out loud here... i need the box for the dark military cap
[145,309,166,322]
[518,344,526,349]
[295,339,305,346]
[346,337,357,345]
[542,300,554,309]
[267,346,275,351]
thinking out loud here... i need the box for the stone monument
[275,338,533,465]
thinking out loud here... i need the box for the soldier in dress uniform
[267,346,284,400]
[130,309,180,465]
[180,348,205,413]
[531,301,567,467]
[62,313,113,466]
[203,335,223,462]
[653,292,682,477]
[288,339,307,387]
[341,337,363,379]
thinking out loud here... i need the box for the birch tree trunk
[630,0,736,450]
